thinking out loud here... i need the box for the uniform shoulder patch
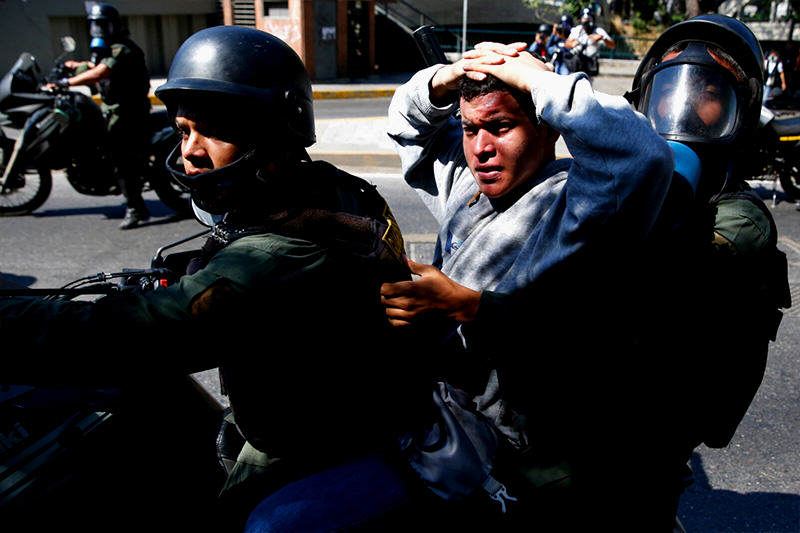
[189,279,240,317]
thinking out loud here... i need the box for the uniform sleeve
[386,66,470,223]
[99,43,129,71]
[0,236,327,384]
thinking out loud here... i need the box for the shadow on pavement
[32,199,187,223]
[678,452,799,532]
[0,272,37,288]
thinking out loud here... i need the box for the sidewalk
[146,58,639,103]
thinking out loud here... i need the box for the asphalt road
[1,75,798,531]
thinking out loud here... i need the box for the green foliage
[521,0,583,18]
[630,14,650,31]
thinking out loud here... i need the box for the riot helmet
[580,7,595,31]
[85,2,121,43]
[627,15,764,194]
[538,23,551,36]
[629,15,763,146]
[155,26,316,215]
[560,13,574,31]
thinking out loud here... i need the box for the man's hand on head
[380,259,481,327]
[462,46,553,94]
[428,42,530,105]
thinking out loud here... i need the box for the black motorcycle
[0,230,226,530]
[747,97,800,205]
[0,37,189,217]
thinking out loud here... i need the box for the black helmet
[580,7,595,23]
[85,2,121,40]
[156,25,315,147]
[628,15,763,147]
[155,26,316,215]
[559,13,573,31]
[538,23,551,35]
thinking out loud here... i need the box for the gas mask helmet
[639,42,752,196]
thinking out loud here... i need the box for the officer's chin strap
[191,201,223,228]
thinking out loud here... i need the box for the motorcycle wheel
[0,167,52,216]
[779,156,800,201]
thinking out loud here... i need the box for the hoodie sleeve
[493,69,674,291]
[386,65,472,223]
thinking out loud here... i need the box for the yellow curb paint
[94,90,397,107]
[312,89,396,99]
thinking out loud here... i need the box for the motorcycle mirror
[61,36,76,53]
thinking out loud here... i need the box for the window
[264,1,289,19]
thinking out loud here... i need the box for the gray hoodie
[387,65,673,448]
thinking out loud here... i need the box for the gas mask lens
[643,64,738,140]
[89,21,108,38]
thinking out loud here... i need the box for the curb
[94,89,400,106]
[312,88,397,99]
[308,151,401,168]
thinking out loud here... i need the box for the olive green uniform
[0,161,426,525]
[91,39,151,211]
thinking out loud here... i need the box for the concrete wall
[394,0,542,26]
[0,0,218,76]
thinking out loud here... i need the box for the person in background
[527,23,552,59]
[54,2,152,229]
[763,49,787,103]
[546,16,574,75]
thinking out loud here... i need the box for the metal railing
[376,0,463,50]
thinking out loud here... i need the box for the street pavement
[2,61,798,530]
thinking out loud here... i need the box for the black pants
[106,108,149,211]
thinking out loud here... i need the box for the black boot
[119,206,151,230]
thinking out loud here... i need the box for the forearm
[65,63,110,87]
[386,65,466,220]
[0,291,211,385]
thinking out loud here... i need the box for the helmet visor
[89,21,109,38]
[642,63,739,140]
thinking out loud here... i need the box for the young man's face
[174,106,243,175]
[460,91,556,199]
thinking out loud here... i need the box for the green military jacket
[0,161,423,471]
[97,39,150,113]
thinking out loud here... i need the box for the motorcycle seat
[770,114,800,137]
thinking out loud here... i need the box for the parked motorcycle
[748,98,800,205]
[0,230,224,530]
[0,36,189,217]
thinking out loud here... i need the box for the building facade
[0,0,220,77]
[219,0,378,79]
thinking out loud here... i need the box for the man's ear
[544,124,561,144]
